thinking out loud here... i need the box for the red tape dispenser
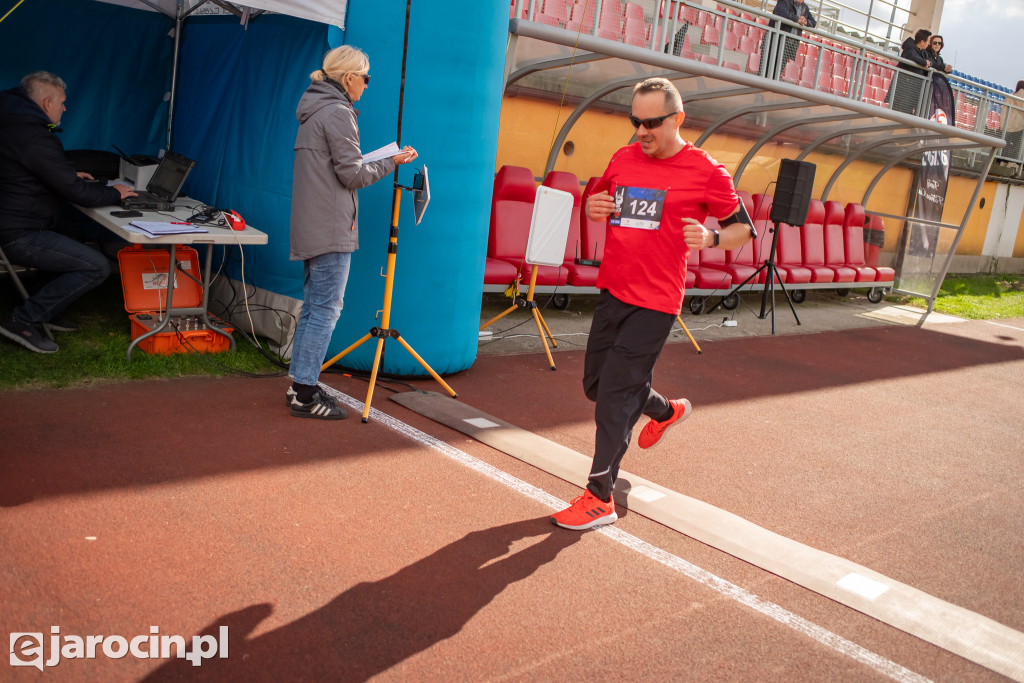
[224,210,246,231]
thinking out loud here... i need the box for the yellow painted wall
[496,95,1000,256]
[941,177,995,255]
[496,97,634,180]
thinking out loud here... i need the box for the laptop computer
[122,151,196,211]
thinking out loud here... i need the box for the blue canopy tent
[0,0,506,375]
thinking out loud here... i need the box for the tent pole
[167,4,183,151]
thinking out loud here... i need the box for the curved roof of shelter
[507,19,1004,204]
[91,0,346,27]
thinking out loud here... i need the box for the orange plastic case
[117,245,233,355]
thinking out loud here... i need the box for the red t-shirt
[593,142,739,315]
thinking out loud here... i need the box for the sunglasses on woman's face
[358,74,371,85]
[931,41,942,47]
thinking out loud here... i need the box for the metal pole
[166,0,183,151]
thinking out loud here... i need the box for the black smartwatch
[711,228,720,248]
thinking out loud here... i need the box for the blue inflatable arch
[0,0,507,376]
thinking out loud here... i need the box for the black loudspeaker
[770,159,816,226]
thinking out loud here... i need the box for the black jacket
[929,50,949,82]
[769,0,816,35]
[0,86,120,234]
[899,38,930,76]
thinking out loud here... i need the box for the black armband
[719,202,757,238]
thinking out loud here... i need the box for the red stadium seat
[844,204,894,282]
[822,201,859,282]
[746,51,761,74]
[624,16,650,46]
[799,200,836,283]
[688,246,732,290]
[596,0,624,39]
[701,23,720,47]
[485,256,521,286]
[542,0,573,21]
[535,12,563,27]
[624,1,644,21]
[863,213,894,280]
[691,219,734,291]
[567,176,606,287]
[485,165,536,285]
[839,203,877,281]
[571,0,595,26]
[749,194,809,284]
[780,60,801,84]
[703,214,766,285]
[773,222,813,284]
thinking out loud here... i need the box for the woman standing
[927,35,955,123]
[287,45,417,419]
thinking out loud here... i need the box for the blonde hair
[311,45,369,83]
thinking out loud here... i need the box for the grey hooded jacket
[289,80,395,261]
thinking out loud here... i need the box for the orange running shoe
[637,398,691,449]
[550,490,618,530]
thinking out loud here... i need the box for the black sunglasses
[353,73,370,85]
[628,111,679,130]
[931,41,943,46]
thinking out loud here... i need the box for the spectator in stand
[1001,80,1024,170]
[764,0,816,80]
[888,29,932,115]
[927,35,955,123]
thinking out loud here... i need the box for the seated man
[0,71,135,353]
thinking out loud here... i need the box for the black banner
[906,110,951,259]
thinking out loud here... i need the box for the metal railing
[510,0,1023,167]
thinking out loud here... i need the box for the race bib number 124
[611,186,666,230]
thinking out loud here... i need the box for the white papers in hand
[362,141,400,163]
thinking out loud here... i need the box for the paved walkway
[2,296,1022,681]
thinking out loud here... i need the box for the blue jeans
[289,251,352,386]
[0,230,111,325]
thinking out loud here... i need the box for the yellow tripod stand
[479,264,559,370]
[676,316,702,354]
[479,269,704,368]
[322,185,456,422]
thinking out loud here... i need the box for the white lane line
[323,387,930,683]
[985,320,1024,332]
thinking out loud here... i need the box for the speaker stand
[708,223,800,335]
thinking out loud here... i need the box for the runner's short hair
[633,77,683,114]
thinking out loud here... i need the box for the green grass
[5,272,1023,392]
[1,276,285,391]
[902,274,1024,319]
